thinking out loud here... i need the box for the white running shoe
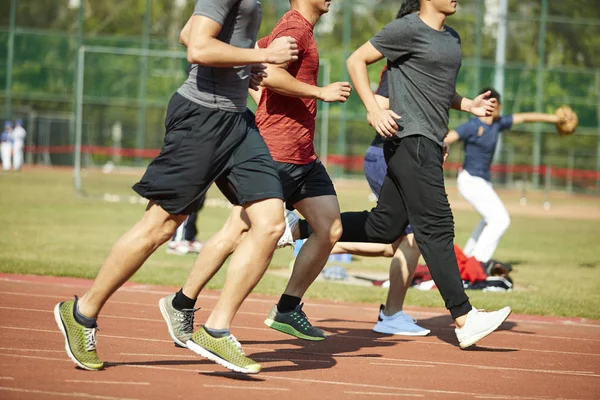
[276,210,299,249]
[167,241,192,255]
[372,305,431,336]
[188,239,203,253]
[455,306,512,349]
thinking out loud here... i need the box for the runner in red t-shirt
[248,1,352,341]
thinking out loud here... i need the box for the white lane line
[2,325,600,375]
[345,391,423,397]
[369,363,434,368]
[369,357,600,378]
[0,347,63,353]
[253,357,334,364]
[0,352,585,400]
[0,376,14,380]
[2,283,599,330]
[64,380,150,386]
[203,384,288,391]
[120,353,195,358]
[0,386,140,400]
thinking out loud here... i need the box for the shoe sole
[53,303,102,371]
[459,308,512,349]
[158,298,189,348]
[264,318,326,341]
[186,339,260,374]
[372,324,431,336]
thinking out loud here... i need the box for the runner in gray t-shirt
[53,0,299,375]
[337,0,511,349]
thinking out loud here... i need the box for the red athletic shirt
[255,10,319,164]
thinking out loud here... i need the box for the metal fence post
[336,0,352,177]
[71,0,84,175]
[533,0,548,189]
[567,149,574,195]
[4,0,16,120]
[472,0,483,98]
[136,0,152,166]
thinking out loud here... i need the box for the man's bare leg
[181,206,250,300]
[384,233,420,315]
[282,195,342,299]
[79,201,186,318]
[204,198,285,330]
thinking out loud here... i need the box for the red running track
[0,274,598,400]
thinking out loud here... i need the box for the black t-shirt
[370,13,462,146]
[370,66,389,148]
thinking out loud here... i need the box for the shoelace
[179,307,201,332]
[84,326,98,352]
[227,334,245,355]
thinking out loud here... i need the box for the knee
[311,216,343,246]
[328,217,343,244]
[491,213,510,233]
[253,215,285,244]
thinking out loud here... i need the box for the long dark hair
[396,0,420,19]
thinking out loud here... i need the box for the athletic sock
[73,297,97,328]
[172,289,196,311]
[277,294,301,313]
[203,325,230,338]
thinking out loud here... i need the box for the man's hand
[249,64,267,91]
[470,90,498,117]
[318,82,352,103]
[265,37,299,64]
[367,108,401,138]
[443,142,450,164]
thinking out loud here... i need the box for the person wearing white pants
[12,119,26,171]
[445,87,569,263]
[1,121,13,172]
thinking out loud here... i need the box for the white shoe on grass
[276,210,299,249]
[373,305,431,336]
[455,306,511,349]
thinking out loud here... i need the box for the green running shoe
[264,303,326,341]
[53,297,103,371]
[186,326,261,374]
[158,294,199,348]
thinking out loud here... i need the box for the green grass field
[1,168,599,319]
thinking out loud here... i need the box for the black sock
[203,325,230,338]
[73,297,97,328]
[277,294,301,313]
[172,289,196,311]
[298,219,312,240]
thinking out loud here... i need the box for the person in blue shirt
[444,87,562,264]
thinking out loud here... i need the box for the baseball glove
[555,105,578,136]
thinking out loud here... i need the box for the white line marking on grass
[204,384,288,391]
[345,391,424,397]
[0,386,140,400]
[65,380,150,386]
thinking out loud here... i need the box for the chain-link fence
[0,0,598,194]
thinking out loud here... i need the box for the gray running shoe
[264,303,326,341]
[158,294,200,347]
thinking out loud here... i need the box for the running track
[0,274,598,400]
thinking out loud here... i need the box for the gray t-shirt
[370,13,462,145]
[177,0,262,112]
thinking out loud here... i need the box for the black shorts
[133,93,283,215]
[276,158,337,211]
